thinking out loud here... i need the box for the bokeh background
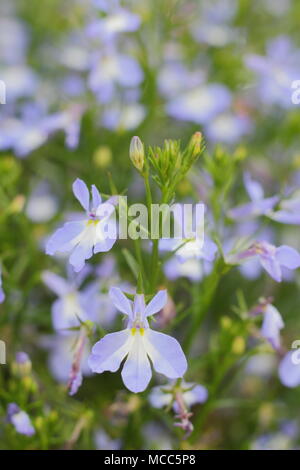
[1,0,300,450]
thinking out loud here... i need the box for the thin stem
[184,259,229,353]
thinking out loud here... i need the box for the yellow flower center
[87,219,99,226]
[131,327,145,336]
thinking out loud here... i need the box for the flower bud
[129,136,144,172]
[188,131,202,159]
[12,351,32,376]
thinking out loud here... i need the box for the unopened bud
[188,132,202,158]
[129,136,144,172]
[12,351,32,376]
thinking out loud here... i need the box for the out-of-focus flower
[245,36,300,108]
[43,334,92,386]
[166,84,231,125]
[235,241,300,282]
[0,17,28,64]
[160,204,217,263]
[101,101,146,131]
[42,104,85,150]
[89,288,187,393]
[229,172,279,220]
[94,430,122,450]
[154,294,177,329]
[13,352,32,376]
[0,105,84,157]
[142,422,173,450]
[46,179,117,272]
[149,381,208,437]
[1,65,37,102]
[261,304,284,351]
[250,299,284,351]
[42,265,95,334]
[268,190,300,225]
[251,431,295,450]
[7,403,35,437]
[163,257,209,282]
[88,50,143,104]
[149,381,208,411]
[86,8,140,42]
[190,0,238,47]
[0,265,5,303]
[245,353,277,378]
[278,350,300,388]
[159,205,217,281]
[205,113,252,144]
[26,182,58,223]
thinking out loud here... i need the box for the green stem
[184,259,228,353]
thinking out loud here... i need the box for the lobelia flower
[101,100,146,131]
[94,430,122,451]
[149,381,208,437]
[245,36,300,109]
[159,203,217,263]
[204,112,252,144]
[159,204,217,281]
[7,403,35,437]
[86,7,140,43]
[268,190,300,225]
[250,300,284,351]
[43,333,92,389]
[88,49,143,104]
[235,241,300,282]
[278,350,300,388]
[88,288,187,393]
[26,181,58,223]
[165,83,231,125]
[260,304,284,351]
[229,172,279,220]
[42,265,95,334]
[149,381,208,411]
[13,352,32,376]
[142,423,173,450]
[46,179,117,272]
[190,0,238,47]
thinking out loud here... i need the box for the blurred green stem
[184,259,229,353]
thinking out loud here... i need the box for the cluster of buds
[129,132,203,200]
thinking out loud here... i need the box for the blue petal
[144,329,187,379]
[121,334,152,393]
[46,221,84,255]
[72,178,90,211]
[88,329,132,373]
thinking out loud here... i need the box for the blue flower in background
[7,404,35,437]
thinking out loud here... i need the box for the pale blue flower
[7,404,35,437]
[237,241,300,282]
[229,172,279,220]
[89,288,187,393]
[46,179,117,272]
[149,381,208,411]
[279,350,300,388]
[42,265,94,333]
